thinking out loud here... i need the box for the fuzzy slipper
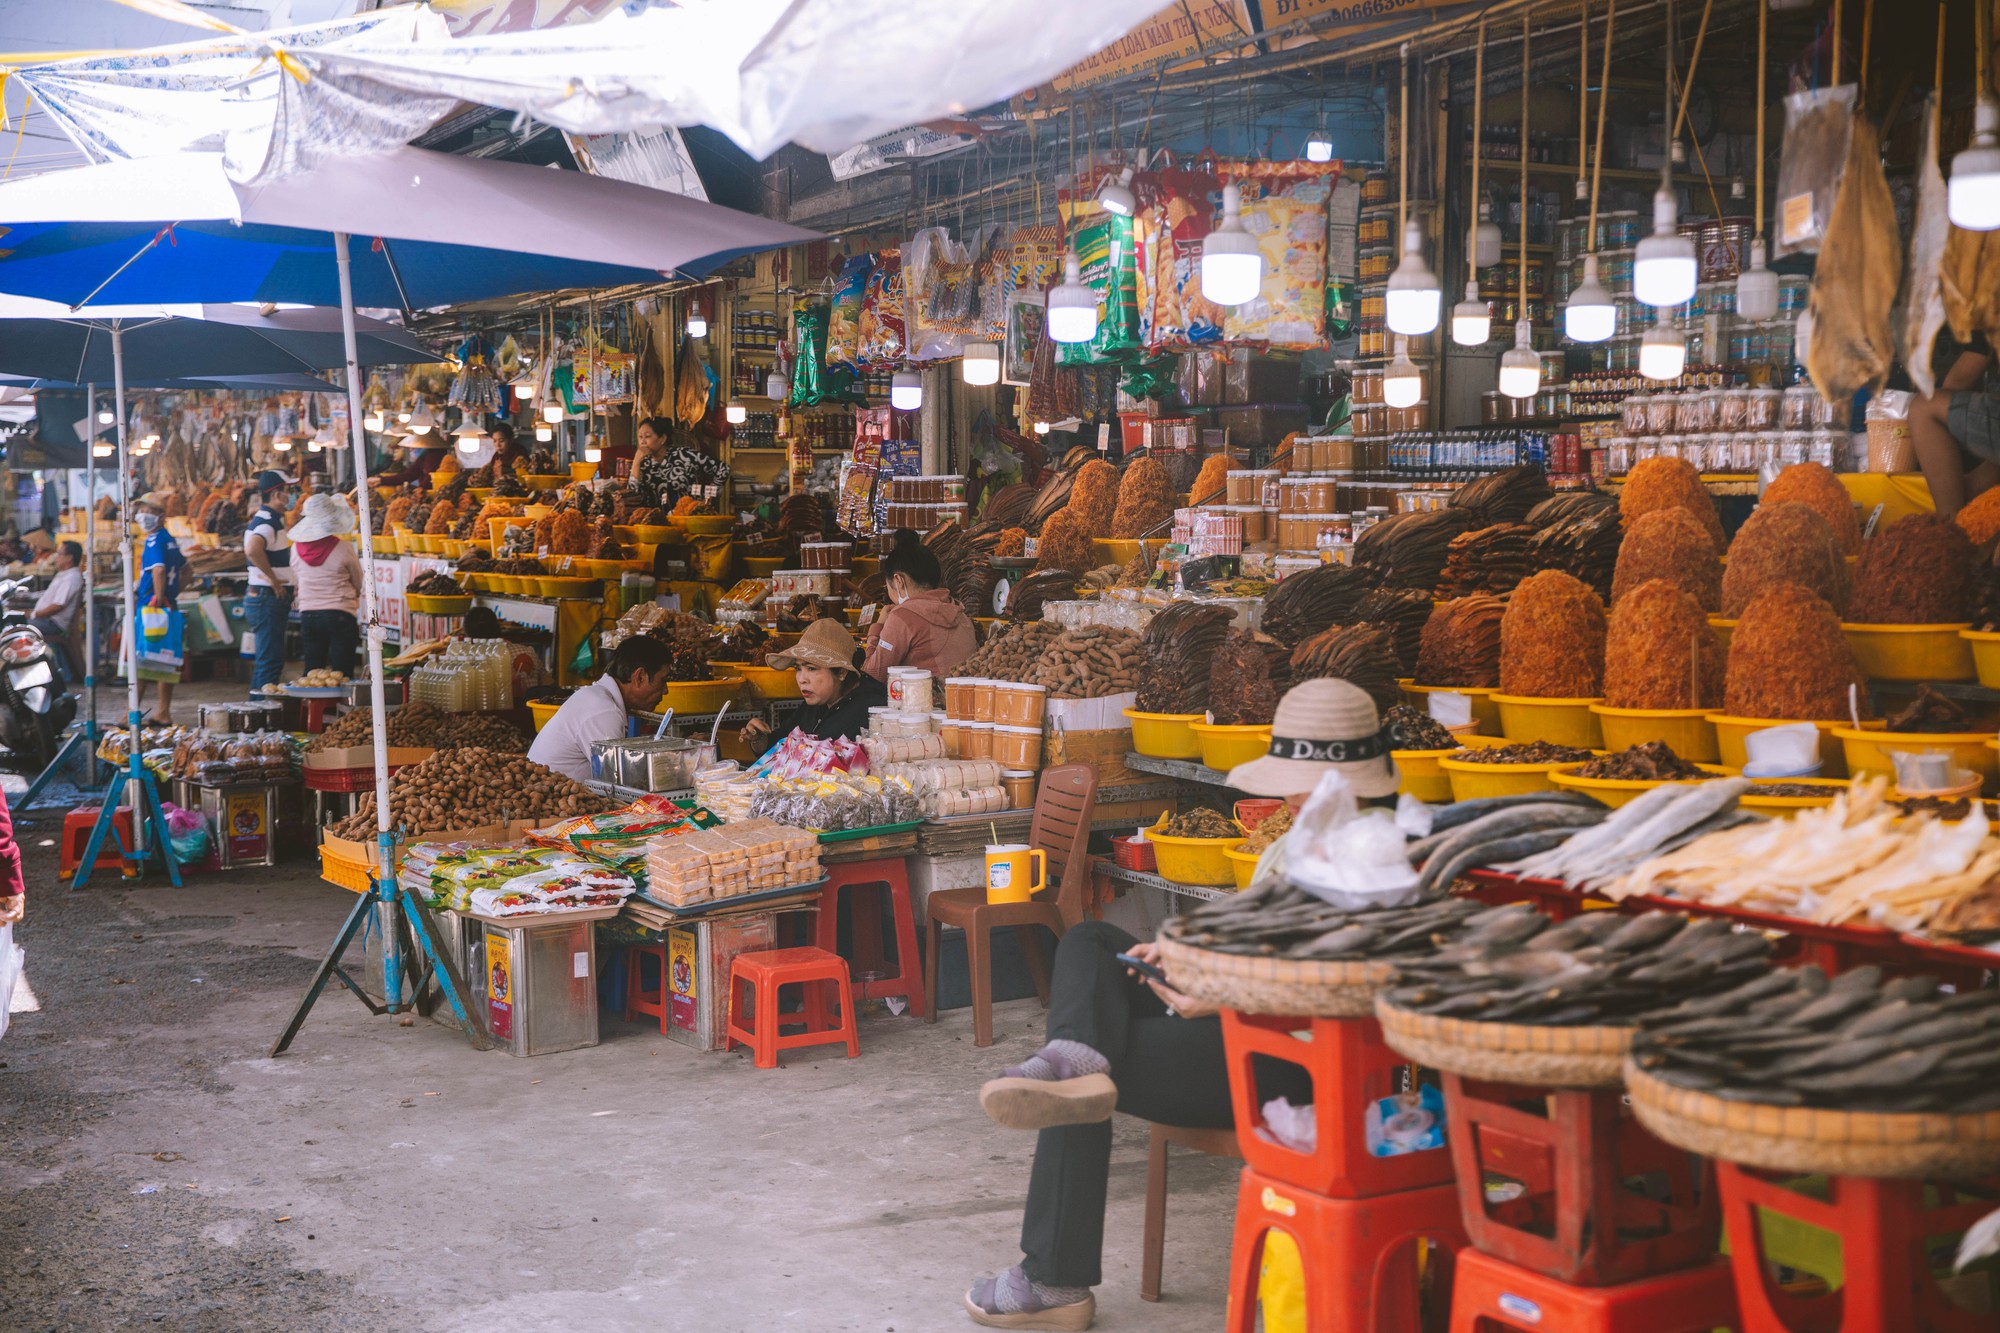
[965,1267,1095,1330]
[978,1073,1117,1131]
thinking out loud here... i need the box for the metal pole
[84,382,97,762]
[112,327,143,857]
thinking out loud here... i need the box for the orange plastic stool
[1223,1010,1454,1198]
[1716,1165,1999,1333]
[622,943,669,1033]
[1449,1247,1740,1333]
[61,804,134,878]
[1443,1074,1718,1286]
[814,856,925,1017]
[1225,1165,1466,1333]
[725,946,859,1069]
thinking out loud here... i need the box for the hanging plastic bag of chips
[1216,160,1338,347]
[1055,201,1142,365]
[825,254,873,368]
[855,250,906,365]
[1134,162,1228,350]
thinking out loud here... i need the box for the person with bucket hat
[286,493,363,678]
[737,617,886,757]
[963,678,1392,1331]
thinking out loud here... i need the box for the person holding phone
[963,679,1397,1331]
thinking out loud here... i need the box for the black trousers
[299,610,358,677]
[1017,920,1309,1289]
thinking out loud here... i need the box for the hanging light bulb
[686,291,707,338]
[1472,201,1502,268]
[1046,253,1099,344]
[1633,186,1698,307]
[1949,99,2000,230]
[1640,317,1687,381]
[534,423,554,443]
[1385,216,1441,336]
[307,438,323,454]
[397,406,412,424]
[363,408,384,432]
[765,371,788,400]
[961,342,1000,386]
[452,419,486,454]
[1304,113,1333,163]
[1097,166,1136,217]
[272,434,294,452]
[407,403,434,435]
[584,441,602,464]
[1498,321,1542,399]
[1034,420,1051,434]
[540,401,563,424]
[96,408,113,425]
[725,399,748,425]
[91,440,113,458]
[1383,338,1423,408]
[890,367,923,411]
[1564,254,1617,342]
[1450,282,1491,347]
[1200,184,1264,306]
[1736,237,1780,322]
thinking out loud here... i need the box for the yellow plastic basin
[659,677,745,714]
[1436,752,1578,801]
[527,699,561,733]
[1832,726,1998,794]
[519,473,570,492]
[1960,630,2000,689]
[1188,721,1273,773]
[1222,844,1261,890]
[1125,708,1206,760]
[738,664,802,700]
[1393,748,1458,803]
[370,534,397,556]
[405,593,472,615]
[569,462,598,481]
[742,555,784,577]
[1397,679,1502,734]
[1092,537,1168,567]
[1840,623,1976,682]
[1709,617,1736,655]
[1143,815,1245,887]
[1738,777,1852,812]
[1706,715,1883,777]
[1589,705,1721,764]
[1549,763,1733,808]
[680,515,732,536]
[1492,694,1605,748]
[538,575,602,599]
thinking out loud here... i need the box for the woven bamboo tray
[1156,933,1393,1018]
[1625,1061,2000,1180]
[1374,995,1631,1088]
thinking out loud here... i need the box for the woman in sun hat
[959,677,1396,1330]
[736,617,886,757]
[286,493,363,677]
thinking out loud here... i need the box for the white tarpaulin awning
[9,0,1170,177]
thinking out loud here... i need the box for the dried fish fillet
[1805,111,1901,404]
[1900,96,1951,399]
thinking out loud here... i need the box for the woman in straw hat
[286,493,364,678]
[737,617,886,757]
[963,679,1395,1331]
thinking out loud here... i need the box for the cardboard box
[1044,727,1143,789]
[1214,404,1310,448]
[303,745,435,772]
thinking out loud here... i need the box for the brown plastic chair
[1141,1122,1243,1302]
[922,762,1097,1047]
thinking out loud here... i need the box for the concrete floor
[0,678,1241,1332]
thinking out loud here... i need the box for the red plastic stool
[1225,1165,1465,1333]
[622,943,668,1033]
[1449,1247,1740,1332]
[1443,1074,1718,1286]
[302,697,337,734]
[1716,1165,1999,1333]
[61,804,134,878]
[1223,1010,1455,1198]
[814,856,925,1018]
[725,946,859,1069]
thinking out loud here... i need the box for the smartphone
[1116,951,1168,985]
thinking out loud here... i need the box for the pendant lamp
[92,440,113,458]
[962,342,1001,386]
[1305,110,1333,163]
[1098,166,1137,217]
[766,370,788,400]
[535,423,554,443]
[96,408,113,425]
[1383,338,1424,408]
[1473,203,1503,268]
[1453,19,1496,348]
[1034,420,1051,434]
[1951,6,2000,232]
[1383,48,1439,336]
[363,408,384,432]
[272,434,293,453]
[1451,281,1491,347]
[1640,316,1687,380]
[1634,187,1698,307]
[541,401,564,424]
[685,290,707,338]
[725,400,748,425]
[1499,321,1541,398]
[1567,0,1619,341]
[1046,253,1099,344]
[452,419,486,454]
[891,367,923,411]
[1200,184,1263,306]
[407,403,435,436]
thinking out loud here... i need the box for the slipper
[965,1267,1095,1331]
[978,1072,1117,1131]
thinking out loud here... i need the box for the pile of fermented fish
[1403,793,1609,897]
[1165,881,1489,961]
[1383,907,1772,1026]
[1632,965,2000,1113]
[1498,778,1762,893]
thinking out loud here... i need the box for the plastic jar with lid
[1229,505,1269,544]
[1225,470,1260,503]
[969,678,997,721]
[1746,387,1781,430]
[867,706,893,736]
[961,721,994,759]
[1277,478,1311,514]
[1002,770,1037,809]
[945,677,976,718]
[939,718,964,758]
[887,666,933,712]
[992,681,1047,728]
[992,724,1043,770]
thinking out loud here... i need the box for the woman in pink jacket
[862,529,978,683]
[286,494,365,677]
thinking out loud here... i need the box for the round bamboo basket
[1374,995,1631,1088]
[1624,1062,2000,1180]
[1156,933,1393,1019]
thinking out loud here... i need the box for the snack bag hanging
[826,254,873,368]
[1216,160,1339,347]
[1134,163,1227,350]
[791,296,833,406]
[1774,85,1858,257]
[855,250,906,365]
[1055,199,1142,365]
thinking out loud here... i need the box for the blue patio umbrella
[0,306,435,383]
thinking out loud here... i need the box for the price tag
[1096,423,1110,452]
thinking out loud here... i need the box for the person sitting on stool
[1909,331,1999,518]
[29,540,84,687]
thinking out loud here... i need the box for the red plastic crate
[1111,833,1157,872]
[302,763,405,793]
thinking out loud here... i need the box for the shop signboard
[1050,0,1256,92]
[1259,0,1456,48]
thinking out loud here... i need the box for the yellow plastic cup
[985,844,1046,904]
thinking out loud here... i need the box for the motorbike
[0,577,78,774]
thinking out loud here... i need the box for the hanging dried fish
[1901,97,1952,399]
[1804,112,1901,403]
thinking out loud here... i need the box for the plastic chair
[1141,1122,1242,1303]
[61,803,133,878]
[622,942,669,1033]
[921,762,1098,1047]
[813,854,925,1017]
[725,946,859,1069]
[1448,1247,1740,1333]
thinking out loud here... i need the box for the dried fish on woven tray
[1378,508,1484,591]
[1604,579,1726,711]
[1526,506,1622,602]
[1499,570,1606,698]
[1721,501,1850,618]
[1849,512,1975,624]
[1805,111,1902,403]
[1724,582,1867,720]
[1450,465,1553,526]
[1351,587,1435,673]
[1631,965,2000,1114]
[1288,623,1403,714]
[1435,523,1535,598]
[1165,882,1491,961]
[1261,564,1381,647]
[1612,509,1721,611]
[1414,594,1506,688]
[1136,602,1236,714]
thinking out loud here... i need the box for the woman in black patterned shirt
[631,416,727,510]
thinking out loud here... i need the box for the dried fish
[1804,111,1902,403]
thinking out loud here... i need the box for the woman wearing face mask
[133,493,188,724]
[861,529,978,683]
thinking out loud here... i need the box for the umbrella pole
[84,387,97,775]
[270,232,485,1057]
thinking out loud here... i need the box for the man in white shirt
[29,540,83,687]
[243,470,295,690]
[526,637,675,783]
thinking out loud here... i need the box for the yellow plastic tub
[1092,537,1169,566]
[570,462,598,481]
[1549,763,1733,808]
[1188,721,1273,773]
[1393,748,1458,803]
[1436,752,1578,801]
[658,677,745,714]
[1738,777,1852,812]
[1491,694,1605,749]
[1840,623,1976,682]
[1125,708,1206,760]
[538,575,602,599]
[519,473,570,492]
[527,699,562,733]
[742,555,784,577]
[1222,844,1261,890]
[1589,705,1721,763]
[1708,617,1736,654]
[1960,630,2000,689]
[1143,815,1245,887]
[1397,679,1501,734]
[632,524,676,544]
[680,515,732,536]
[1706,715,1882,777]
[405,593,472,615]
[370,534,397,556]
[738,664,802,700]
[1832,727,1999,793]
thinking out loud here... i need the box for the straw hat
[1225,678,1401,799]
[288,492,356,543]
[135,490,175,510]
[766,618,859,672]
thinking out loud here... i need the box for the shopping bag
[0,922,21,1043]
[135,608,186,671]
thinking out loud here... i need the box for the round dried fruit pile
[330,746,610,838]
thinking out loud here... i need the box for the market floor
[0,685,1241,1332]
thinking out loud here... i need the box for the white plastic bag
[1284,771,1422,909]
[0,923,20,1043]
